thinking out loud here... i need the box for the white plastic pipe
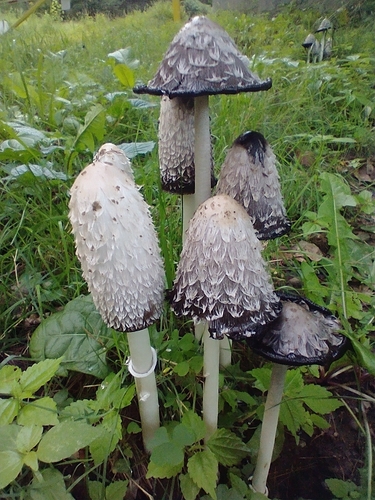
[252,363,288,495]
[127,329,160,451]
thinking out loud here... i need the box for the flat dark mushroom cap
[134,16,272,98]
[247,293,349,366]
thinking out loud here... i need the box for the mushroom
[134,15,271,223]
[216,131,290,240]
[171,194,281,439]
[302,33,320,63]
[68,143,165,450]
[315,18,333,62]
[158,95,216,236]
[248,293,349,496]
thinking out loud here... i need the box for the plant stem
[127,329,160,451]
[203,323,220,442]
[252,363,288,495]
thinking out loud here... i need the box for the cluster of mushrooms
[302,17,334,63]
[69,16,348,497]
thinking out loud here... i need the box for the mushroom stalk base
[127,329,160,451]
[203,324,220,443]
[251,363,288,496]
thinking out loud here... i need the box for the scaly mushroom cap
[69,144,165,332]
[216,131,290,239]
[316,18,332,32]
[93,142,134,180]
[171,194,282,340]
[247,294,349,366]
[302,33,318,48]
[158,95,216,194]
[134,16,271,98]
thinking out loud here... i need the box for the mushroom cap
[216,131,290,239]
[134,16,271,98]
[171,194,282,340]
[69,144,165,332]
[93,142,134,181]
[158,96,216,194]
[302,33,317,48]
[247,293,349,366]
[316,18,332,32]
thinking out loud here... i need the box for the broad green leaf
[0,424,21,451]
[29,295,112,379]
[88,480,105,500]
[128,98,157,109]
[96,372,134,410]
[0,398,19,425]
[113,64,135,88]
[207,428,249,466]
[150,441,184,467]
[119,141,155,159]
[5,164,67,182]
[105,480,129,500]
[173,361,190,376]
[146,459,183,479]
[26,468,75,500]
[179,472,201,500]
[299,384,343,414]
[75,105,106,152]
[0,450,23,488]
[37,421,101,463]
[347,336,375,375]
[18,358,63,399]
[172,423,196,448]
[23,450,39,471]
[310,413,330,430]
[325,478,359,497]
[181,410,206,442]
[249,367,271,393]
[320,173,357,210]
[16,425,43,453]
[0,365,21,394]
[188,449,218,500]
[108,47,139,68]
[18,397,58,426]
[90,426,120,466]
[279,397,308,439]
[147,426,170,451]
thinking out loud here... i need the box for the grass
[0,2,374,499]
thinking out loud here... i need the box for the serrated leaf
[0,398,19,425]
[188,449,218,500]
[0,365,21,394]
[16,425,43,453]
[249,367,271,393]
[150,441,184,467]
[19,358,63,399]
[181,410,206,442]
[172,423,196,448]
[18,397,58,426]
[179,473,201,500]
[299,384,343,414]
[325,478,358,497]
[26,468,75,500]
[29,295,112,379]
[37,421,101,463]
[279,397,307,439]
[0,450,23,488]
[105,480,129,500]
[147,426,170,451]
[146,459,183,479]
[207,428,249,466]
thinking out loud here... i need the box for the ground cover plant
[0,1,374,499]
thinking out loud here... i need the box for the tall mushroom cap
[302,33,320,50]
[316,18,332,33]
[93,142,134,181]
[247,294,349,366]
[69,144,165,332]
[171,194,282,340]
[158,95,216,194]
[216,131,290,239]
[134,16,271,98]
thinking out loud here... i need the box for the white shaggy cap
[171,194,281,340]
[248,295,348,366]
[93,142,134,180]
[216,131,290,239]
[158,95,215,194]
[69,144,165,332]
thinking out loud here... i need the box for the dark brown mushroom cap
[158,96,216,194]
[247,293,349,366]
[171,194,282,340]
[216,131,291,239]
[133,16,271,98]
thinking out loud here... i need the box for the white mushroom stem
[182,194,196,243]
[319,31,326,62]
[194,95,212,208]
[219,336,232,368]
[202,324,220,442]
[127,329,160,451]
[251,363,288,496]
